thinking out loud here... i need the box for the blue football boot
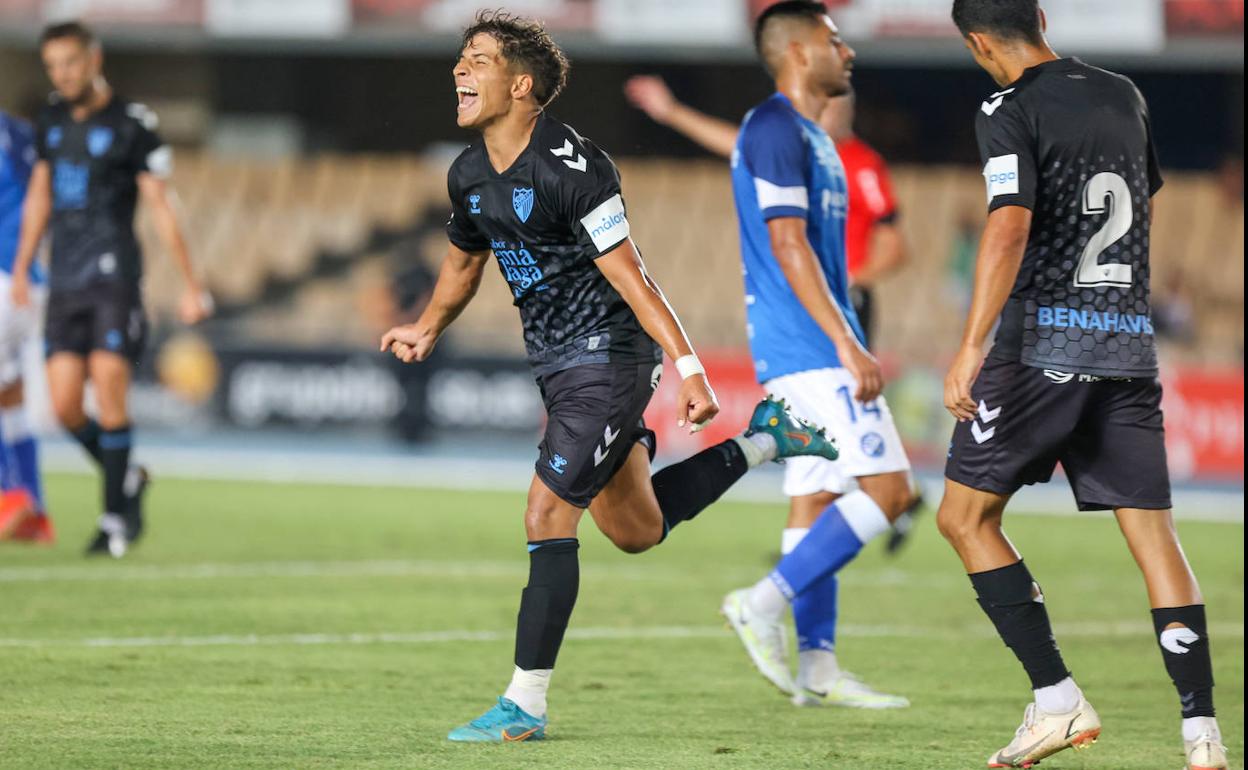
[745,396,839,462]
[447,697,547,743]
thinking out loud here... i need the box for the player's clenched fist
[676,373,719,434]
[380,323,438,363]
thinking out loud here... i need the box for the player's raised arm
[381,242,490,363]
[593,238,718,430]
[9,160,50,307]
[624,75,739,160]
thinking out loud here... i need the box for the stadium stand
[134,154,1244,365]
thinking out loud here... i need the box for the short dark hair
[753,1,828,74]
[461,10,570,108]
[951,0,1043,46]
[39,20,97,49]
[753,1,827,53]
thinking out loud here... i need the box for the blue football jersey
[730,93,863,383]
[0,112,42,282]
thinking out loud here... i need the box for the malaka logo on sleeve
[983,154,1019,202]
[512,187,534,222]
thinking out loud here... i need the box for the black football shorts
[945,357,1171,511]
[535,362,662,508]
[45,283,148,363]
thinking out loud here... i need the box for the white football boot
[720,588,796,695]
[987,695,1101,768]
[1184,718,1228,770]
[792,669,910,709]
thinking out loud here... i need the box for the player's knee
[50,398,84,429]
[936,504,988,545]
[607,525,661,555]
[864,479,913,522]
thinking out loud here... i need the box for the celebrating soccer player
[380,10,840,743]
[10,22,212,557]
[0,110,51,543]
[705,1,916,707]
[936,2,1227,768]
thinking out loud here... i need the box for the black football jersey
[446,114,660,376]
[977,58,1163,377]
[35,95,169,292]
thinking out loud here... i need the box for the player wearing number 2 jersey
[937,2,1226,769]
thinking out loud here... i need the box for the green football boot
[745,396,839,462]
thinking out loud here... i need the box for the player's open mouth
[456,85,480,113]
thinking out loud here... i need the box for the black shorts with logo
[945,357,1171,511]
[45,282,148,363]
[535,362,662,508]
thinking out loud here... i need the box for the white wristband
[674,354,705,380]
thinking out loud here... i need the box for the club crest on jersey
[512,187,534,223]
[46,126,63,149]
[87,126,114,157]
[468,194,481,214]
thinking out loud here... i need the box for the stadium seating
[135,153,1244,365]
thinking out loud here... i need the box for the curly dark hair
[461,10,570,108]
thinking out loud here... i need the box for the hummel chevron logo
[551,139,587,172]
[971,421,995,444]
[977,400,1002,423]
[593,425,621,467]
[981,88,1016,116]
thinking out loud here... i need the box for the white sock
[98,513,127,536]
[502,666,551,718]
[746,574,789,622]
[733,433,777,468]
[780,527,809,555]
[1182,715,1220,742]
[837,490,892,544]
[798,649,840,688]
[1034,676,1081,714]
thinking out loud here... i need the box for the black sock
[99,426,132,515]
[1152,605,1215,718]
[514,539,579,670]
[969,560,1071,689]
[71,419,103,466]
[651,439,748,539]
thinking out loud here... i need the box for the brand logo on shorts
[593,425,620,467]
[971,400,1001,444]
[860,432,886,458]
[104,329,123,351]
[649,364,662,391]
[548,454,568,475]
[1044,369,1075,384]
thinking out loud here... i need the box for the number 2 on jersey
[1073,171,1133,288]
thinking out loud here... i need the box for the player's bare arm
[137,173,211,325]
[766,215,882,401]
[9,160,50,307]
[624,76,738,160]
[944,205,1030,422]
[593,237,719,431]
[852,221,908,287]
[381,242,489,363]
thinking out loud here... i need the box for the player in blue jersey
[0,110,51,543]
[718,1,915,708]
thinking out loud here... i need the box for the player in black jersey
[10,22,212,558]
[936,3,1226,769]
[379,10,839,743]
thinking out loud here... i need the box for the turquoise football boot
[745,396,839,462]
[447,697,547,743]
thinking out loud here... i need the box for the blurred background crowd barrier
[0,0,1241,484]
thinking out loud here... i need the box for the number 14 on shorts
[836,385,882,423]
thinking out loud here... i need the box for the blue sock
[771,491,888,600]
[794,574,838,652]
[1,407,43,512]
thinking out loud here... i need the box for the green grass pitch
[0,473,1242,769]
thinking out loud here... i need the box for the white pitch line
[0,622,1240,650]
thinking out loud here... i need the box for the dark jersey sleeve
[545,139,630,257]
[741,106,810,221]
[975,101,1038,212]
[1140,95,1164,196]
[445,167,490,253]
[125,103,172,178]
[33,109,52,161]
